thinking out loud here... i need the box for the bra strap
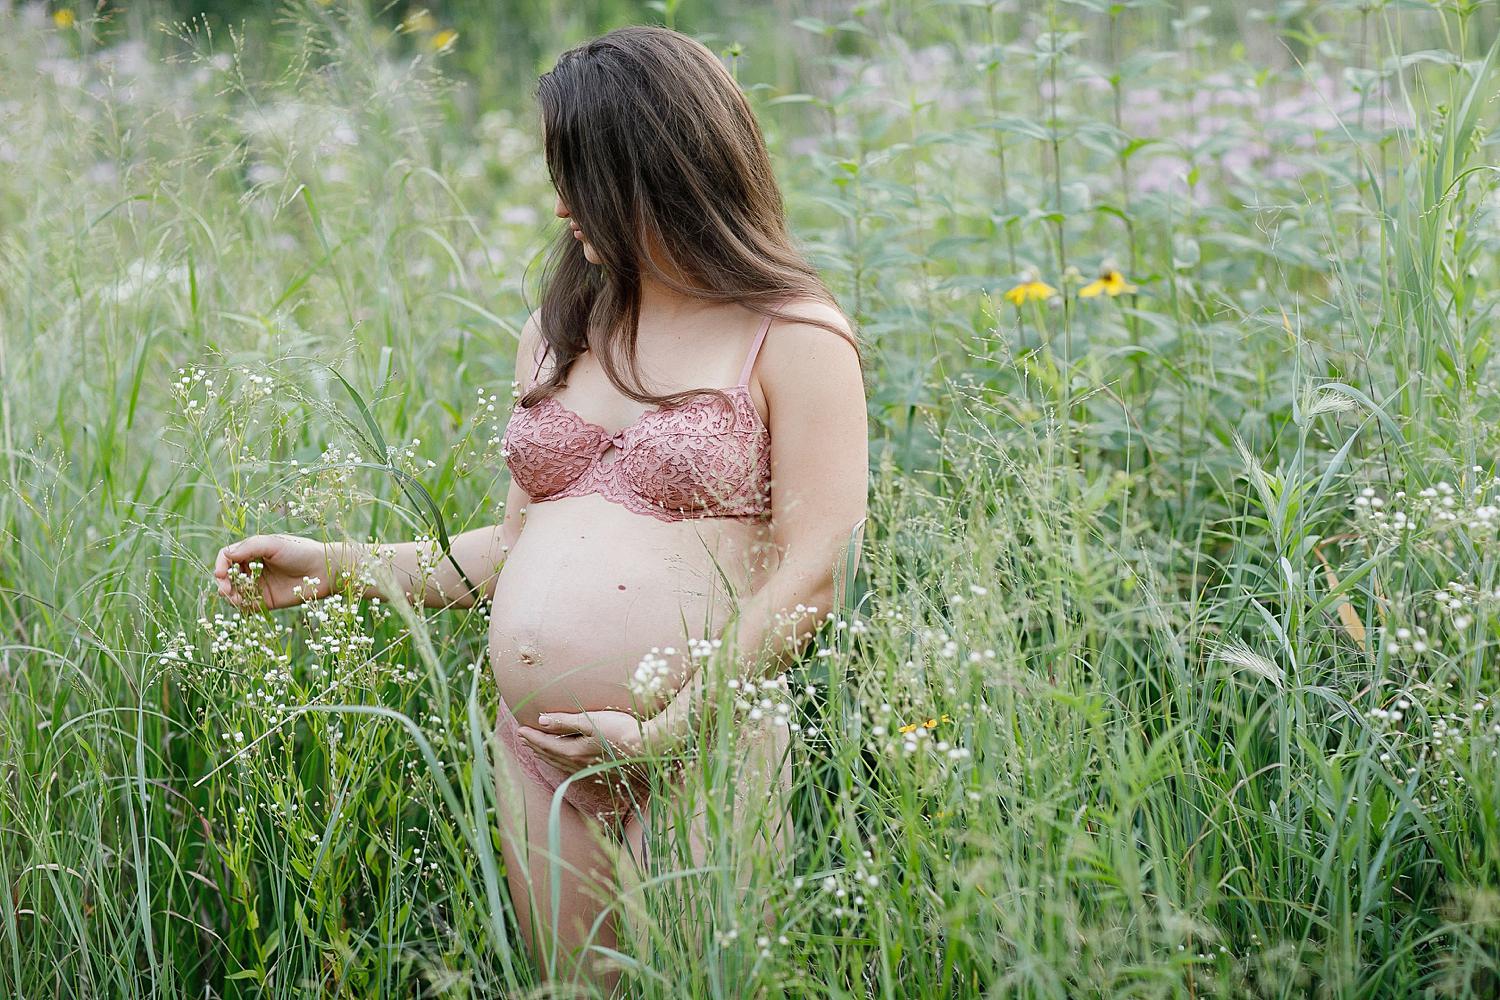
[737,309,777,386]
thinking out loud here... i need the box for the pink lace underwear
[494,694,658,835]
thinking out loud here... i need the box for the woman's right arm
[212,487,528,611]
[213,311,542,611]
[339,491,528,609]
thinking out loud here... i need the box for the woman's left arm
[643,307,869,753]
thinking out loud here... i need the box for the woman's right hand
[213,533,354,610]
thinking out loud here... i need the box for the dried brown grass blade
[1313,543,1367,644]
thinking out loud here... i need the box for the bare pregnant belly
[487,496,775,729]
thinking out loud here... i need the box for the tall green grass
[2,0,1499,996]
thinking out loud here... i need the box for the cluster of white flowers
[1432,579,1500,632]
[198,605,289,665]
[729,674,802,730]
[205,614,296,722]
[171,543,404,757]
[628,644,693,703]
[627,646,677,700]
[411,533,442,583]
[877,625,998,708]
[297,588,380,691]
[1364,685,1497,812]
[789,847,881,923]
[907,717,971,762]
[688,635,722,659]
[168,364,285,478]
[385,435,437,472]
[168,365,220,420]
[1351,473,1500,548]
[837,615,869,636]
[179,603,292,757]
[754,931,789,960]
[1382,624,1434,658]
[155,628,196,667]
[829,596,996,790]
[284,445,363,523]
[867,698,975,771]
[1348,474,1500,683]
[1350,486,1406,535]
[456,385,507,474]
[240,370,277,399]
[1367,696,1411,727]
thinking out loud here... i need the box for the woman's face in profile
[554,191,601,265]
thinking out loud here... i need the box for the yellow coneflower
[53,8,75,28]
[899,714,951,733]
[429,29,458,52]
[1078,268,1138,298]
[1004,279,1058,306]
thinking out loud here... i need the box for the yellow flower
[53,8,75,28]
[429,29,458,52]
[898,722,918,734]
[1004,280,1058,306]
[1078,269,1138,298]
[922,717,939,729]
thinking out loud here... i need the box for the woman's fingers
[212,534,283,604]
[233,534,284,563]
[518,728,570,751]
[518,728,597,770]
[534,712,589,735]
[533,748,575,771]
[213,544,245,601]
[228,534,275,565]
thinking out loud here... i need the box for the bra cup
[617,393,761,512]
[620,434,761,512]
[501,418,597,499]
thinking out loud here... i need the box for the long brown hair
[521,24,860,410]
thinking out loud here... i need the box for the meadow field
[3,0,1500,996]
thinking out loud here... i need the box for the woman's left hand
[516,709,654,776]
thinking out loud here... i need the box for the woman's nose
[554,195,569,219]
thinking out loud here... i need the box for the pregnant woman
[211,24,867,994]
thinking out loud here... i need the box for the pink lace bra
[500,311,776,523]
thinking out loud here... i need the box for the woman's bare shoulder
[515,309,548,388]
[519,308,544,351]
[762,296,859,360]
[756,296,862,402]
[771,296,855,340]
